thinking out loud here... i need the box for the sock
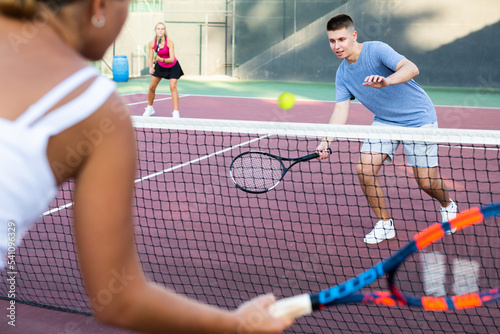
[442,199,455,210]
[382,219,393,226]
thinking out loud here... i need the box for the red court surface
[1,94,499,334]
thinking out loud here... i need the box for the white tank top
[0,66,116,269]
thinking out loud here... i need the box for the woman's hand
[233,294,294,334]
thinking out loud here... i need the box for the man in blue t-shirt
[316,14,457,244]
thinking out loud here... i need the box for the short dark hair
[326,14,355,31]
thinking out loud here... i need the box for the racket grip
[268,294,313,319]
[314,147,332,157]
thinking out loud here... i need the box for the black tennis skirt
[153,61,184,79]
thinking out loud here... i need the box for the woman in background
[0,0,293,332]
[143,21,183,118]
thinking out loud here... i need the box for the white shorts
[360,121,439,168]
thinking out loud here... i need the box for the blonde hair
[154,21,168,38]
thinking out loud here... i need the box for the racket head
[268,203,500,319]
[229,151,285,193]
[312,203,500,311]
[381,204,500,310]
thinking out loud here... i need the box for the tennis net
[1,117,500,333]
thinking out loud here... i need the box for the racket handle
[268,294,313,319]
[314,147,332,157]
[305,148,333,160]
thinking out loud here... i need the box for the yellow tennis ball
[277,92,296,110]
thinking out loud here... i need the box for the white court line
[42,134,268,216]
[43,202,74,216]
[127,97,170,106]
[126,94,191,106]
[135,134,269,182]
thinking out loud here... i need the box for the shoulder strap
[35,75,116,136]
[16,66,98,127]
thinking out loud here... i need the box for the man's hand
[315,140,332,160]
[363,59,419,89]
[362,75,389,89]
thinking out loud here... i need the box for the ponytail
[0,0,38,18]
[0,0,80,19]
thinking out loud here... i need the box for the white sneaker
[364,219,395,244]
[143,105,155,117]
[172,110,180,118]
[440,199,458,234]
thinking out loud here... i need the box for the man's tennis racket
[229,149,332,193]
[269,202,500,318]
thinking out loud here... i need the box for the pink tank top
[154,37,177,68]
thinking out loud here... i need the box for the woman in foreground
[0,0,293,332]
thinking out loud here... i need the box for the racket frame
[229,148,331,194]
[270,202,500,317]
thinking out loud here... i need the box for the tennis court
[1,77,500,333]
[2,0,500,332]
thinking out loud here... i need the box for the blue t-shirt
[335,41,437,126]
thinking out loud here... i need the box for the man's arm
[316,99,350,159]
[362,58,419,88]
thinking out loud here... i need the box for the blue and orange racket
[270,202,500,318]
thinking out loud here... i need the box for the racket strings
[395,246,485,299]
[231,153,284,192]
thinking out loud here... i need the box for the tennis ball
[277,92,296,110]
